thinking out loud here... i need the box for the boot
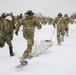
[20,61,28,66]
[60,36,64,42]
[9,46,14,56]
[57,42,61,46]
[66,33,69,37]
[20,57,28,66]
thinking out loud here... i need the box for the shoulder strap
[56,17,62,26]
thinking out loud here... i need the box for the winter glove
[7,33,13,40]
[15,31,18,36]
[65,28,68,31]
[13,26,16,29]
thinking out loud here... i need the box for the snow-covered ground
[0,23,76,75]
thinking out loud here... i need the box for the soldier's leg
[57,29,61,45]
[20,38,34,63]
[23,38,34,59]
[65,27,69,36]
[60,29,65,42]
[0,43,5,47]
[6,36,14,56]
[0,37,5,48]
[57,34,61,45]
[61,29,65,38]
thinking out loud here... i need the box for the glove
[13,26,16,29]
[15,31,18,36]
[7,33,13,40]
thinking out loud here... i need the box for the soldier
[64,14,73,36]
[2,12,15,40]
[15,10,42,65]
[53,13,66,45]
[40,18,47,25]
[0,14,14,56]
[47,18,54,25]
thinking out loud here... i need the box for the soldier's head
[17,15,20,19]
[20,13,23,19]
[10,12,13,16]
[64,14,68,17]
[57,13,62,17]
[25,10,34,16]
[1,13,6,18]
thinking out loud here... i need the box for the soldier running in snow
[64,14,73,36]
[53,13,66,45]
[15,10,42,66]
[0,13,14,56]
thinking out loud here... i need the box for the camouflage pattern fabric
[15,15,42,59]
[53,16,66,44]
[64,14,73,35]
[0,18,12,47]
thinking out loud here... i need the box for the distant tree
[35,12,53,25]
[70,13,76,19]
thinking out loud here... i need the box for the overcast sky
[0,0,76,18]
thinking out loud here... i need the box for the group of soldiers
[0,10,42,66]
[0,10,73,66]
[52,13,73,45]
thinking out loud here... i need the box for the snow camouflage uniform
[15,10,42,65]
[64,14,73,36]
[53,13,66,45]
[0,17,14,56]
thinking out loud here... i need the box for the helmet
[58,13,62,17]
[64,14,68,17]
[25,10,34,15]
[20,13,23,19]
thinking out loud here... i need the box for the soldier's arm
[15,19,23,35]
[35,19,42,29]
[69,18,73,24]
[52,17,57,28]
[10,13,15,21]
[52,20,55,28]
